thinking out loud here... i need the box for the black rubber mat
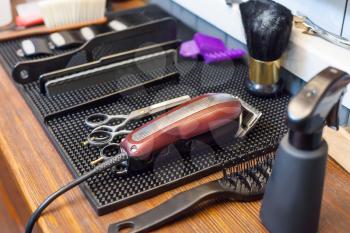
[0,5,289,214]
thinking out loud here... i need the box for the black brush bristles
[240,0,293,61]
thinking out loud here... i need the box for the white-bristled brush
[38,0,107,28]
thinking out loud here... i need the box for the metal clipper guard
[235,99,262,138]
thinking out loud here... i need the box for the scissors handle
[92,124,120,133]
[85,113,128,128]
[86,96,191,128]
[88,129,132,146]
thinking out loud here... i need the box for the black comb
[108,146,276,233]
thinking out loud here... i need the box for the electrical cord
[25,153,128,233]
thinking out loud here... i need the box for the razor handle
[120,93,242,161]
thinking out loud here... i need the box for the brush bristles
[39,0,106,28]
[240,0,293,61]
[224,150,276,175]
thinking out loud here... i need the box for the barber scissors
[85,95,191,146]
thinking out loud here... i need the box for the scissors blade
[146,95,191,115]
[129,95,191,119]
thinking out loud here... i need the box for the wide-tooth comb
[108,147,276,233]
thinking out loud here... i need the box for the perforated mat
[0,6,290,214]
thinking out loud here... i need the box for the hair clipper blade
[235,98,262,138]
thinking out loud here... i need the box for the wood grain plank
[0,178,22,233]
[324,127,350,173]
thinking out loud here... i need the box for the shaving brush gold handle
[248,57,281,85]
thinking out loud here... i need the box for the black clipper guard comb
[12,17,177,84]
[42,49,178,96]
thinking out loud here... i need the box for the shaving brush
[240,0,293,96]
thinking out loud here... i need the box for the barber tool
[12,18,177,84]
[180,32,245,64]
[39,40,179,95]
[240,0,293,96]
[38,0,107,29]
[43,49,177,96]
[49,31,84,49]
[235,99,262,138]
[43,70,181,121]
[25,93,242,233]
[109,146,275,233]
[294,12,350,50]
[86,95,191,147]
[17,38,53,58]
[89,96,262,164]
[260,67,350,233]
[92,93,241,168]
[86,96,191,129]
[86,93,249,148]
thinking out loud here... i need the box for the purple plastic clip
[180,32,246,64]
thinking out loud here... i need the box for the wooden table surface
[1,1,350,233]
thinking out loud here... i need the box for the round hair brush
[240,0,293,96]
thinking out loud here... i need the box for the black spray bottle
[260,67,350,233]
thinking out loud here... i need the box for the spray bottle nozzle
[287,67,350,150]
